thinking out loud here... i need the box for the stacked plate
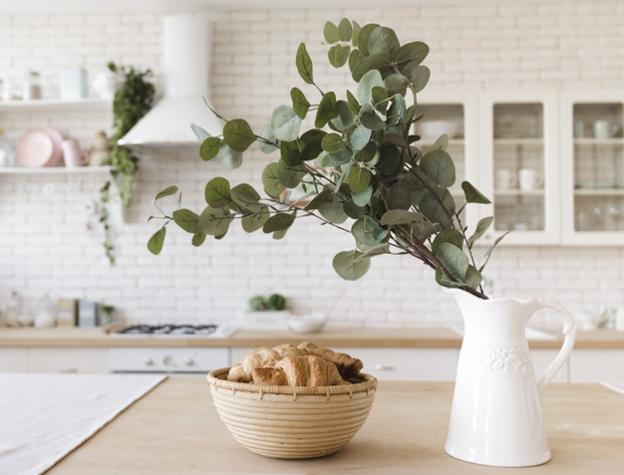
[15,128,64,167]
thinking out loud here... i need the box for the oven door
[108,347,230,374]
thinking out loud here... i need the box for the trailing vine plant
[100,62,155,264]
[147,20,508,299]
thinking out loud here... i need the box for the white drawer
[30,349,108,373]
[0,349,30,372]
[570,350,624,383]
[336,347,459,381]
[108,347,230,373]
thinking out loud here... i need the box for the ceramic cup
[61,139,85,168]
[518,168,542,191]
[593,120,616,139]
[496,169,516,190]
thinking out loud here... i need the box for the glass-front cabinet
[561,91,624,244]
[416,90,480,231]
[478,91,560,245]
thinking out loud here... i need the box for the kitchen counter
[49,378,624,474]
[1,326,624,349]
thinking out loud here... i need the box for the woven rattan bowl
[206,368,378,459]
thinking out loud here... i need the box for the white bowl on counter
[288,314,327,334]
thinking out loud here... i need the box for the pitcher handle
[530,300,577,395]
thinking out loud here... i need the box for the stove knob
[144,358,155,367]
[185,358,195,367]
[162,355,174,366]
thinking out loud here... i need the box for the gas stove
[112,323,237,338]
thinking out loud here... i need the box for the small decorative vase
[445,289,577,467]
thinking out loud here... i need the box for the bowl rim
[207,367,377,396]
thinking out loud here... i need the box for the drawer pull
[374,364,395,371]
[59,368,78,373]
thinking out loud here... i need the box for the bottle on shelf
[0,128,14,167]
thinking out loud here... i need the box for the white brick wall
[1,1,624,326]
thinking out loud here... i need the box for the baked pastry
[297,342,363,378]
[252,367,288,385]
[253,355,346,386]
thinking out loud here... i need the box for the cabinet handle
[374,364,395,371]
[59,368,78,373]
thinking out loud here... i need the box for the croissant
[297,342,363,378]
[252,367,288,385]
[227,347,279,382]
[269,355,347,386]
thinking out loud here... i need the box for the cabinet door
[417,90,480,232]
[561,91,624,245]
[29,349,109,373]
[570,350,624,383]
[478,91,560,245]
[0,349,29,372]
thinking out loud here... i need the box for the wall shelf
[0,98,109,112]
[575,188,624,196]
[493,138,543,145]
[494,189,545,197]
[574,138,624,146]
[0,166,111,175]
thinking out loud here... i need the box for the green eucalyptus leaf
[410,65,430,93]
[435,267,463,289]
[332,101,355,130]
[384,73,408,95]
[349,124,372,151]
[324,21,339,44]
[154,185,178,201]
[343,201,365,219]
[360,106,386,131]
[346,90,360,114]
[321,133,345,153]
[191,231,206,247]
[479,231,511,272]
[355,141,377,162]
[172,209,200,234]
[435,242,469,280]
[348,48,364,76]
[351,186,373,207]
[296,43,314,84]
[351,21,361,46]
[315,92,338,128]
[271,105,301,142]
[324,149,352,167]
[462,181,491,204]
[347,166,372,193]
[300,129,326,161]
[352,53,389,82]
[290,87,310,119]
[380,209,425,226]
[191,123,211,142]
[333,250,371,280]
[468,216,494,248]
[357,23,379,56]
[352,216,388,247]
[199,137,221,161]
[304,189,334,211]
[431,134,448,151]
[371,86,389,108]
[199,207,233,236]
[419,187,455,228]
[223,119,255,152]
[242,205,270,233]
[394,41,429,66]
[262,163,285,198]
[420,150,456,187]
[230,183,262,212]
[258,125,277,154]
[204,177,231,208]
[338,18,352,41]
[432,229,464,254]
[357,69,384,105]
[463,265,483,290]
[277,160,306,188]
[147,226,166,255]
[367,26,400,56]
[217,144,243,168]
[376,145,403,177]
[263,213,295,233]
[328,44,351,68]
[280,140,301,166]
[319,197,348,224]
[387,94,407,125]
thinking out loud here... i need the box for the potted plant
[146,19,577,467]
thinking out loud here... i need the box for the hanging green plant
[100,62,155,264]
[146,20,507,299]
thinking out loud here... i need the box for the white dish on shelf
[417,120,460,140]
[15,127,64,167]
[288,314,327,334]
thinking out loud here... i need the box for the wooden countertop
[1,326,624,349]
[49,378,624,474]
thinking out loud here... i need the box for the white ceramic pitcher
[445,289,577,467]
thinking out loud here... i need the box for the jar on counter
[23,71,42,101]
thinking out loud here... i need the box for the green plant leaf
[290,87,310,119]
[419,187,455,228]
[380,209,426,226]
[242,205,270,233]
[355,142,377,162]
[258,125,277,154]
[376,145,403,177]
[338,18,352,41]
[463,265,483,290]
[271,105,301,142]
[230,183,262,212]
[394,41,429,67]
[348,49,364,77]
[343,201,365,219]
[199,137,221,161]
[223,119,255,152]
[304,189,334,211]
[431,134,448,151]
[349,124,372,151]
[280,140,301,166]
[276,160,306,188]
[351,21,361,46]
[172,209,200,234]
[296,43,314,84]
[191,123,211,142]
[199,207,233,236]
[360,106,386,131]
[357,69,384,105]
[357,23,379,56]
[262,163,285,198]
[387,94,407,125]
[321,133,345,153]
[263,213,295,233]
[352,186,373,207]
[333,101,355,130]
[315,92,337,128]
[435,267,463,289]
[328,45,351,68]
[154,185,178,201]
[300,129,326,161]
[420,150,456,187]
[462,181,491,204]
[352,216,388,247]
[384,73,408,95]
[410,65,430,93]
[468,216,494,248]
[191,231,206,247]
[432,229,464,254]
[347,166,372,193]
[319,197,348,224]
[367,26,400,56]
[435,242,469,280]
[147,226,166,255]
[204,177,231,208]
[332,250,371,280]
[351,53,389,82]
[217,144,243,168]
[323,21,339,44]
[479,231,511,272]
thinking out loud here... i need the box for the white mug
[61,139,86,168]
[496,169,516,190]
[593,120,617,139]
[518,168,542,191]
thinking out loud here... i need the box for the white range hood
[118,14,222,147]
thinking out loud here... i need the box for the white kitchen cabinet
[29,349,109,373]
[560,91,624,245]
[478,90,561,245]
[570,350,624,383]
[0,349,30,372]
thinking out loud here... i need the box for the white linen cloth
[0,373,165,475]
